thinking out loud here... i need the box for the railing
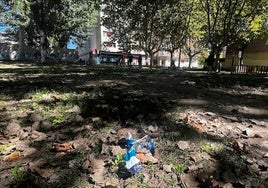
[235,65,268,75]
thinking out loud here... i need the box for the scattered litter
[124,132,155,174]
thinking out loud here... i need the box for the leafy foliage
[0,0,99,62]
[198,0,267,53]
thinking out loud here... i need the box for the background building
[224,39,268,73]
[78,11,203,68]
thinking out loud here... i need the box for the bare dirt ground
[0,62,267,188]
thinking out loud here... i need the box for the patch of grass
[109,153,124,167]
[9,165,47,188]
[28,89,53,102]
[215,147,248,176]
[12,165,25,182]
[0,93,11,108]
[31,101,39,110]
[221,134,233,146]
[201,142,216,154]
[127,173,150,188]
[173,163,187,175]
[0,143,12,154]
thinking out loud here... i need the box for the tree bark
[170,50,175,69]
[18,26,25,61]
[188,55,193,69]
[40,30,48,64]
[149,52,153,68]
[178,48,182,69]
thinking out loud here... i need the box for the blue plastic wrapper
[125,145,142,174]
[124,133,155,174]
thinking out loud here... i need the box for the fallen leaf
[4,151,21,161]
[136,153,147,163]
[53,142,73,152]
[193,123,205,131]
[117,128,137,138]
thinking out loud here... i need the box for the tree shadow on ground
[1,64,268,187]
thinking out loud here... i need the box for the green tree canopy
[198,0,267,71]
[102,0,166,67]
[0,0,99,63]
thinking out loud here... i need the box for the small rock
[249,164,259,173]
[90,158,105,173]
[72,138,89,151]
[92,117,101,123]
[180,174,200,188]
[188,164,201,172]
[39,121,52,131]
[145,153,158,164]
[264,153,268,158]
[23,148,37,157]
[66,105,81,113]
[69,114,84,123]
[246,158,254,165]
[82,160,90,170]
[101,143,110,155]
[257,160,268,171]
[4,122,23,137]
[254,133,265,138]
[204,112,217,117]
[29,159,46,173]
[223,182,233,188]
[190,152,211,163]
[148,125,158,133]
[177,141,191,150]
[31,121,40,131]
[90,171,106,186]
[29,113,42,122]
[163,164,173,173]
[31,130,47,141]
[242,129,255,137]
[20,131,29,139]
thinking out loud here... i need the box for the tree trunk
[188,55,193,69]
[18,26,25,61]
[239,50,244,73]
[170,50,175,69]
[215,52,220,72]
[40,30,48,64]
[149,52,153,68]
[178,48,182,69]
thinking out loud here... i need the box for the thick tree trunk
[170,50,175,69]
[239,51,244,73]
[215,52,221,72]
[149,52,153,68]
[178,48,182,69]
[40,30,48,64]
[188,55,193,69]
[18,27,25,61]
